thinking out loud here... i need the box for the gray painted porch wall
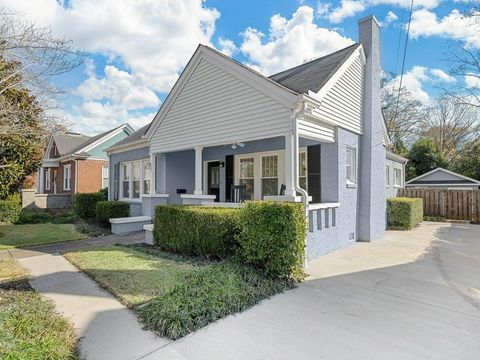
[385,158,405,198]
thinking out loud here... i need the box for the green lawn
[0,223,87,250]
[64,245,292,339]
[0,258,78,359]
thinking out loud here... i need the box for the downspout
[292,101,310,266]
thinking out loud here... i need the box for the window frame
[394,168,402,187]
[298,150,308,190]
[261,154,279,198]
[63,164,71,191]
[386,165,390,187]
[119,159,151,201]
[45,168,51,191]
[346,147,357,185]
[102,165,109,189]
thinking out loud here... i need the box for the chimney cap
[358,14,380,28]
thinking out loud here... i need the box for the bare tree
[0,10,84,97]
[381,72,426,148]
[418,95,480,160]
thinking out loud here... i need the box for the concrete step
[110,216,152,235]
[143,224,154,245]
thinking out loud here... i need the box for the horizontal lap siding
[315,54,364,134]
[298,120,335,142]
[150,59,291,153]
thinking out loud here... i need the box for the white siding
[313,52,365,134]
[297,119,335,143]
[150,58,292,153]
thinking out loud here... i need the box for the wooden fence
[398,188,480,223]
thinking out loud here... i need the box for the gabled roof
[406,167,480,186]
[47,123,133,159]
[269,43,360,94]
[107,124,149,151]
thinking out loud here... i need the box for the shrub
[236,201,306,280]
[98,187,108,200]
[423,215,447,222]
[0,193,21,224]
[74,192,105,219]
[137,261,292,339]
[95,201,130,226]
[387,197,423,230]
[16,210,52,224]
[154,205,239,259]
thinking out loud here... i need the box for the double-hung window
[102,165,109,189]
[239,157,254,199]
[63,164,71,191]
[120,159,151,200]
[346,147,357,184]
[261,155,278,197]
[394,168,402,187]
[299,151,307,190]
[386,165,390,187]
[45,169,51,191]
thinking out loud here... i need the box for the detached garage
[406,167,480,190]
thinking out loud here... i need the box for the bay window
[120,159,151,200]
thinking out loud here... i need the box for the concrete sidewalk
[18,252,171,360]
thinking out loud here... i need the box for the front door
[207,161,220,202]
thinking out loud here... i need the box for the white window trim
[346,147,357,185]
[119,159,151,202]
[45,168,51,191]
[234,148,307,200]
[394,168,402,188]
[102,165,109,189]
[63,164,71,191]
[386,164,390,188]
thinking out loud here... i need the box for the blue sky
[0,0,477,134]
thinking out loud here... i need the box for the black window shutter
[225,155,234,202]
[307,145,321,203]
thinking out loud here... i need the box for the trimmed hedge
[0,194,21,224]
[387,197,423,230]
[153,202,307,279]
[236,201,306,280]
[15,210,76,224]
[154,205,239,259]
[95,201,130,226]
[74,192,105,219]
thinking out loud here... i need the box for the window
[299,151,307,190]
[394,168,402,187]
[102,165,109,189]
[122,163,130,198]
[261,155,278,197]
[63,164,71,191]
[386,165,390,186]
[45,169,51,191]
[120,159,151,200]
[239,157,254,199]
[346,147,356,184]
[143,161,151,194]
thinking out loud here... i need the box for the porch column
[38,167,45,194]
[194,146,203,195]
[284,134,296,197]
[150,153,157,194]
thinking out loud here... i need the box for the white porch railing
[307,202,340,232]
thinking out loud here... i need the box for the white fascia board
[310,44,366,103]
[145,45,298,140]
[106,139,149,155]
[406,167,480,185]
[43,135,54,160]
[80,124,133,154]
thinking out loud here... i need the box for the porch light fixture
[231,142,245,150]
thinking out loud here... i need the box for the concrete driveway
[148,222,480,360]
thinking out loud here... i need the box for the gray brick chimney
[357,15,386,241]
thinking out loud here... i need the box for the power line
[394,0,415,120]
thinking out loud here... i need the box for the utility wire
[393,0,415,121]
[394,0,407,75]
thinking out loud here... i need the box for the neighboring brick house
[38,124,134,197]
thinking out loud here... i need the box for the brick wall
[77,159,107,193]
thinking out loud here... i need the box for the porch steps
[110,216,151,235]
[143,224,154,245]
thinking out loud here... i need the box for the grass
[0,259,78,359]
[64,245,292,339]
[0,223,88,250]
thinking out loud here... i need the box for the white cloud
[381,11,398,26]
[218,38,238,57]
[239,6,353,75]
[410,9,480,48]
[316,2,331,17]
[325,0,441,24]
[387,66,431,104]
[0,0,220,133]
[430,68,456,83]
[465,74,480,89]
